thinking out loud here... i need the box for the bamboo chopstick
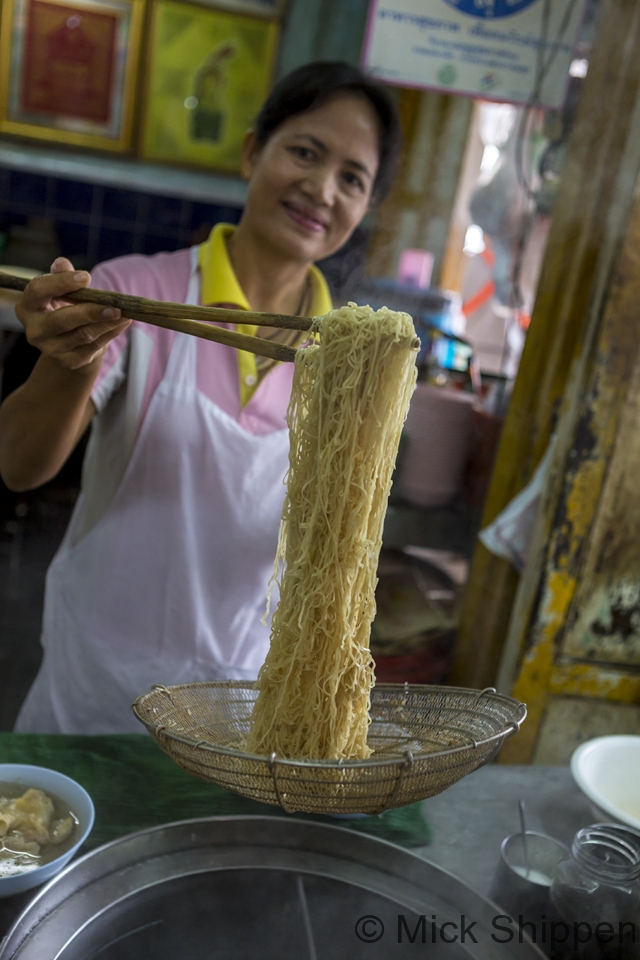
[0,271,310,363]
[0,271,313,330]
[122,310,300,363]
[0,271,421,360]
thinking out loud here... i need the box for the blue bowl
[0,764,94,897]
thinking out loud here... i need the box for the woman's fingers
[78,320,131,361]
[51,257,76,274]
[28,301,120,341]
[55,316,129,351]
[17,260,124,371]
[54,319,131,370]
[21,267,92,313]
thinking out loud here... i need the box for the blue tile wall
[8,170,49,209]
[0,167,242,271]
[55,222,91,261]
[54,177,94,216]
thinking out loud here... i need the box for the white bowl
[570,736,640,831]
[0,764,95,897]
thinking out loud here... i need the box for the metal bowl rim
[0,815,546,960]
[131,682,527,769]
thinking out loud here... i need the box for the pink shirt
[91,248,294,435]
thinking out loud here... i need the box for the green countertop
[0,733,430,850]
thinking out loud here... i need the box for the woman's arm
[0,258,130,492]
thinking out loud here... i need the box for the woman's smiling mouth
[282,201,328,233]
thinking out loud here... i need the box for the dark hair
[254,61,402,205]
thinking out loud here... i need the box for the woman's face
[240,93,381,265]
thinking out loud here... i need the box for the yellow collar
[197,223,332,406]
[198,222,250,310]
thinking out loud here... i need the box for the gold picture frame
[140,0,279,174]
[0,0,145,151]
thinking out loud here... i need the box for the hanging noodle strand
[246,304,418,761]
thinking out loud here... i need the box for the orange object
[462,279,496,318]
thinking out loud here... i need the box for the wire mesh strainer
[132,682,526,815]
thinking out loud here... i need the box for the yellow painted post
[450,0,640,695]
[501,166,640,761]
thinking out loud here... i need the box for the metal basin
[0,817,544,959]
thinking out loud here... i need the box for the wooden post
[501,175,640,762]
[450,0,640,693]
[369,89,474,286]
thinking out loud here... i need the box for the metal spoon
[519,799,530,879]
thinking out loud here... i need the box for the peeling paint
[591,582,640,641]
[549,662,640,700]
[501,105,640,761]
[572,405,598,460]
[562,341,640,666]
[562,581,640,664]
[501,634,555,763]
[540,570,575,631]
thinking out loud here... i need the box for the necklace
[253,274,312,382]
[260,274,312,345]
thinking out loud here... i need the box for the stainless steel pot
[0,817,544,959]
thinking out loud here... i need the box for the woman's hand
[17,257,130,370]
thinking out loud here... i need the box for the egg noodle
[246,304,417,760]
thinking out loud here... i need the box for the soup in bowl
[0,764,94,897]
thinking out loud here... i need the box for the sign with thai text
[363,0,587,108]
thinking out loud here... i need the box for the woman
[0,62,402,733]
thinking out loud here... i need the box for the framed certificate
[0,0,145,150]
[140,0,279,173]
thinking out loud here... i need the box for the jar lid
[573,824,640,883]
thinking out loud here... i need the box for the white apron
[15,260,290,734]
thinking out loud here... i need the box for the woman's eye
[342,171,365,192]
[290,146,315,161]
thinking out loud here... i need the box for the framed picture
[140,0,279,173]
[0,0,145,151]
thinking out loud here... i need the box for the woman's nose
[304,166,338,206]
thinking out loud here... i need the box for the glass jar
[549,824,640,960]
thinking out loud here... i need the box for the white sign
[362,0,587,108]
